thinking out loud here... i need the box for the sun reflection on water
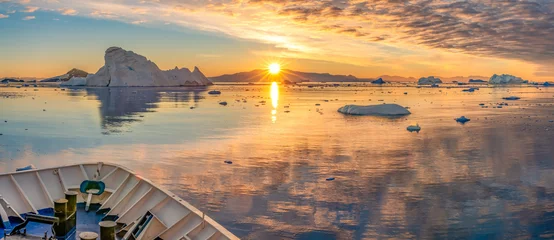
[270,82,279,123]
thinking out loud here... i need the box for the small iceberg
[407,124,421,132]
[371,78,385,84]
[502,96,520,100]
[208,90,221,95]
[455,116,470,124]
[338,104,411,116]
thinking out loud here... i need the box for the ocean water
[1,84,554,239]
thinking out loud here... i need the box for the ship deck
[1,204,113,240]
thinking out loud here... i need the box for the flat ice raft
[0,162,239,240]
[338,104,411,116]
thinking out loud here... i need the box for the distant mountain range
[3,68,490,83]
[41,68,88,82]
[209,69,489,83]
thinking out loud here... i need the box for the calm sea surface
[1,84,554,239]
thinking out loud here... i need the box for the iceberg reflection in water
[1,85,554,239]
[86,87,207,134]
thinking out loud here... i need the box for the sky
[0,0,553,81]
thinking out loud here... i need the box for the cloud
[7,10,16,14]
[0,14,8,18]
[10,0,554,80]
[90,10,118,19]
[22,15,35,20]
[131,20,146,25]
[131,7,148,14]
[58,8,77,15]
[22,6,39,12]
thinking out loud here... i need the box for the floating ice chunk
[407,124,421,132]
[338,104,411,116]
[502,96,521,100]
[371,78,385,84]
[455,116,470,124]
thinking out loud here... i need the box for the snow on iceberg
[338,104,411,116]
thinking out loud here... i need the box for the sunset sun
[268,63,280,74]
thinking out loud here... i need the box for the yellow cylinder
[53,199,68,237]
[99,221,117,240]
[65,191,78,233]
[65,191,78,213]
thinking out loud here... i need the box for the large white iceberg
[418,76,442,85]
[489,74,525,84]
[85,47,213,87]
[338,104,411,116]
[60,77,87,86]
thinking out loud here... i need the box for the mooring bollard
[53,199,68,237]
[65,191,78,231]
[79,231,99,240]
[65,191,78,213]
[99,221,117,240]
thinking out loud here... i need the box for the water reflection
[270,82,279,123]
[2,86,554,239]
[85,87,207,134]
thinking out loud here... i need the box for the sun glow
[268,63,281,74]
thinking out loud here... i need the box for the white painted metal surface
[0,162,239,240]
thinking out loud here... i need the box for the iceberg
[418,76,442,85]
[85,47,213,87]
[468,79,486,83]
[85,66,110,87]
[455,116,470,123]
[489,74,525,84]
[60,77,87,86]
[502,96,520,100]
[371,78,385,84]
[338,104,411,116]
[407,124,421,132]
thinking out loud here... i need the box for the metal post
[53,199,68,237]
[65,191,77,213]
[99,221,117,240]
[65,191,78,232]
